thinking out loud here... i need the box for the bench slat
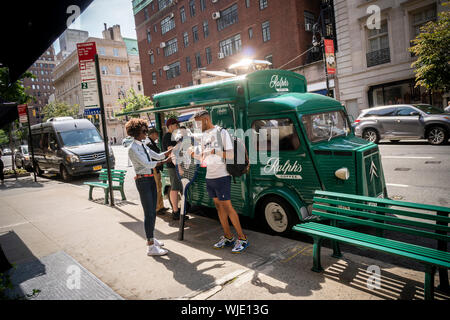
[84,182,108,188]
[314,197,450,224]
[311,210,450,242]
[313,203,450,233]
[315,190,450,214]
[293,223,450,268]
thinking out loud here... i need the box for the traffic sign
[17,104,28,123]
[77,42,99,115]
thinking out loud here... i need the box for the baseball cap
[166,118,179,127]
[192,110,209,119]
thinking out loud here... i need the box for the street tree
[116,88,153,118]
[42,101,80,122]
[409,3,450,94]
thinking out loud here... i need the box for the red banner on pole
[17,104,28,123]
[324,39,336,75]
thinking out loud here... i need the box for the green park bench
[292,190,450,300]
[84,169,127,205]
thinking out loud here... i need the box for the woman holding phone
[126,118,172,256]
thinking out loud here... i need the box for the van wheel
[258,196,299,235]
[60,165,72,182]
[427,126,448,145]
[363,129,380,144]
[35,163,43,176]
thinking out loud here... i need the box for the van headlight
[66,154,80,163]
[335,167,350,180]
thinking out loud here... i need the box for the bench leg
[437,267,450,294]
[331,240,342,259]
[88,186,93,200]
[424,265,436,300]
[104,188,109,205]
[120,188,126,201]
[311,237,324,273]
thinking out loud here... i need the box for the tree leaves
[116,88,153,118]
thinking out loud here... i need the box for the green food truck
[119,69,387,235]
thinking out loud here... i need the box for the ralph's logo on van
[269,75,289,92]
[263,157,303,179]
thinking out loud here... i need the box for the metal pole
[322,38,331,97]
[25,105,37,182]
[94,53,114,206]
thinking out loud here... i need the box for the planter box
[3,172,31,179]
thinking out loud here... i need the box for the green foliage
[409,4,450,92]
[0,130,8,145]
[42,101,80,122]
[165,111,180,120]
[117,88,153,118]
[0,67,34,104]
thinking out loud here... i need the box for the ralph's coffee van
[30,117,115,181]
[118,70,387,234]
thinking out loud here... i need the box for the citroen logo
[369,160,378,181]
[94,154,98,159]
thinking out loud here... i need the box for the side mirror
[410,111,420,116]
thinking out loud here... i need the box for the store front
[368,78,444,108]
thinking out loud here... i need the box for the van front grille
[79,152,106,162]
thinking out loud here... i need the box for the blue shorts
[206,176,231,201]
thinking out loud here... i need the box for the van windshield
[59,129,103,147]
[302,110,350,143]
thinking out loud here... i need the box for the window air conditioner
[212,12,220,20]
[305,23,312,31]
[212,0,218,3]
[169,13,174,19]
[218,52,224,59]
[163,65,170,71]
[160,42,166,48]
[152,80,157,85]
[175,84,182,89]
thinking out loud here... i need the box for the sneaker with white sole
[213,236,235,249]
[153,238,164,247]
[231,238,249,253]
[147,245,168,256]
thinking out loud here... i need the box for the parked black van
[30,117,115,181]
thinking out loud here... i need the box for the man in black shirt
[147,127,167,215]
[162,118,186,221]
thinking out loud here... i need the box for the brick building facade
[133,0,321,97]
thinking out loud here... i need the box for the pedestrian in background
[0,150,4,184]
[126,118,172,256]
[146,127,167,215]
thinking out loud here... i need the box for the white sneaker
[153,238,164,247]
[147,245,168,256]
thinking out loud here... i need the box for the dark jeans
[135,177,157,240]
[0,159,4,181]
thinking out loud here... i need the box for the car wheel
[60,165,73,182]
[35,163,44,176]
[258,196,299,235]
[427,126,448,145]
[363,129,380,144]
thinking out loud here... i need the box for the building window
[99,47,106,55]
[158,0,172,11]
[157,47,160,55]
[150,53,155,64]
[144,7,149,20]
[189,0,196,17]
[366,21,390,67]
[154,24,157,32]
[248,27,253,39]
[203,20,209,38]
[195,52,202,68]
[161,15,176,34]
[217,4,238,31]
[192,25,199,42]
[186,56,191,72]
[246,0,250,8]
[164,38,178,56]
[205,47,212,65]
[252,118,300,151]
[219,34,242,57]
[159,69,162,77]
[262,21,271,42]
[113,48,119,57]
[166,61,181,79]
[200,0,206,11]
[180,6,186,23]
[115,66,122,75]
[304,11,315,31]
[259,0,268,10]
[147,30,152,43]
[411,5,436,39]
[183,32,189,47]
[101,66,108,75]
[152,72,157,85]
[264,54,273,68]
[137,82,142,91]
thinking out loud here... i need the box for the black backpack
[218,127,250,180]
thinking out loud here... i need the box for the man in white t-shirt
[191,110,249,253]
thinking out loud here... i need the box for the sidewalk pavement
[0,175,449,300]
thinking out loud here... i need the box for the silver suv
[354,104,450,145]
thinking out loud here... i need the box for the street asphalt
[0,140,449,300]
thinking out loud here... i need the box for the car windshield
[302,110,350,143]
[414,104,443,114]
[59,129,103,147]
[21,146,29,154]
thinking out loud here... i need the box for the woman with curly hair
[126,118,172,256]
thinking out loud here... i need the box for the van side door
[249,114,321,207]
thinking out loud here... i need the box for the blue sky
[53,0,137,53]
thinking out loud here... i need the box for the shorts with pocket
[167,167,183,191]
[206,176,231,201]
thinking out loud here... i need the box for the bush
[3,168,28,175]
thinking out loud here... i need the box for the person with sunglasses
[126,118,172,256]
